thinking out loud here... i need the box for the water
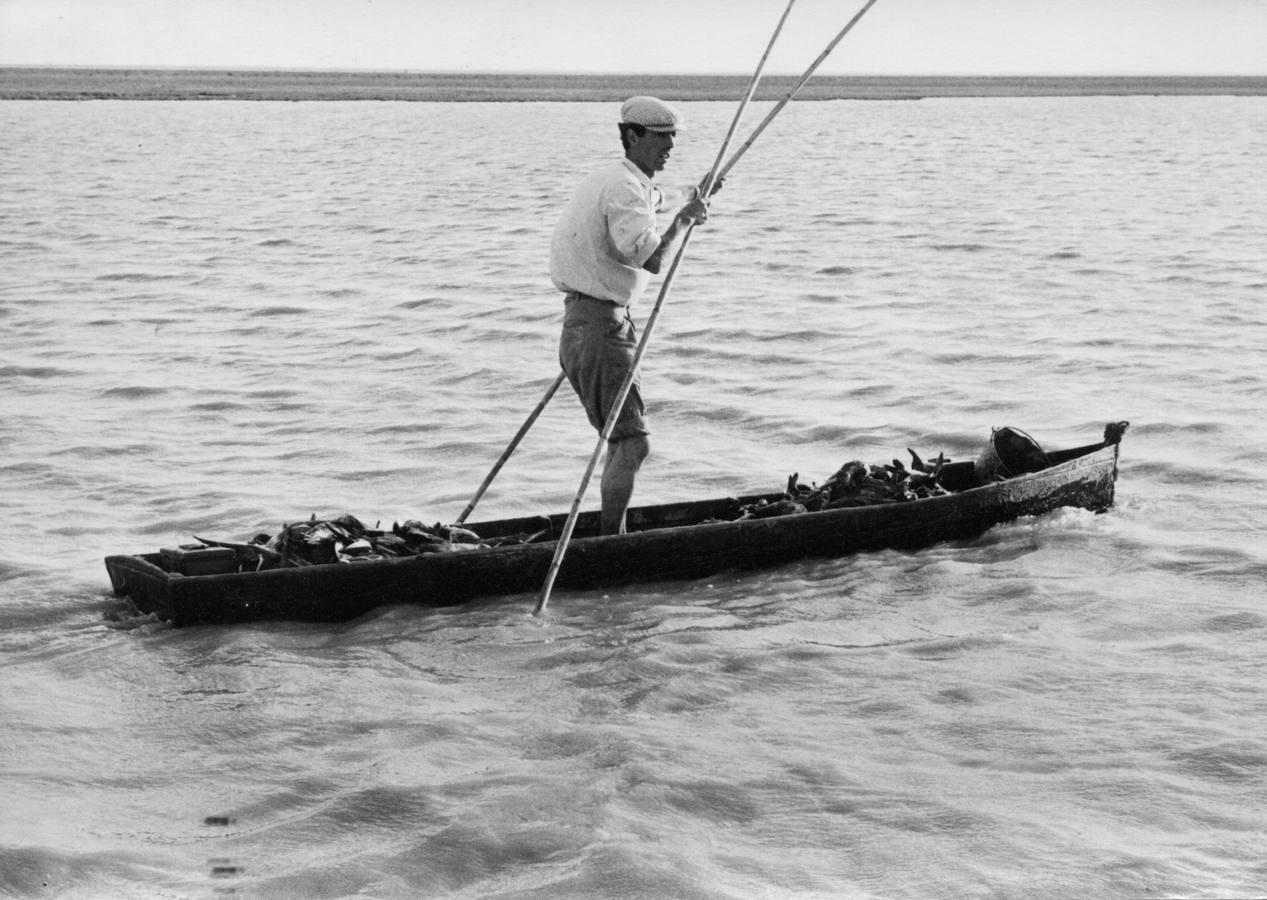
[1,95,1265,898]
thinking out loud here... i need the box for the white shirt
[550,159,665,307]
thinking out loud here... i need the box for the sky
[1,0,1265,76]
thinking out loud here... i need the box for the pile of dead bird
[195,515,544,571]
[193,447,957,570]
[738,448,953,520]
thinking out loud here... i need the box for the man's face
[627,128,676,178]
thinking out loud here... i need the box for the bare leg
[600,435,650,535]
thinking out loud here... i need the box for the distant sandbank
[2,68,1265,102]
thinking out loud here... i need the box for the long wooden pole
[454,371,566,525]
[533,0,798,617]
[697,0,798,198]
[716,0,881,185]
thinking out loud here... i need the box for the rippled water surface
[2,96,1266,898]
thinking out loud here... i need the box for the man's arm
[642,195,710,275]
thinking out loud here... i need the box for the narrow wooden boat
[105,423,1126,627]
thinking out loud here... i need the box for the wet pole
[533,0,799,617]
[454,371,566,525]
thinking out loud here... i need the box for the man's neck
[624,155,656,180]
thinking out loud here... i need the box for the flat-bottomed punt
[105,423,1126,627]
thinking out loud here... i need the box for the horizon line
[3,65,1265,79]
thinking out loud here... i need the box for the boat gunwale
[105,437,1120,587]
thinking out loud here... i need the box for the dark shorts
[559,294,649,443]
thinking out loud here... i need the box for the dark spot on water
[821,799,862,816]
[854,699,908,717]
[0,365,69,379]
[1203,611,1265,633]
[1131,421,1226,437]
[204,815,235,826]
[521,729,600,760]
[96,272,157,282]
[101,386,167,399]
[661,778,761,824]
[817,265,855,275]
[1171,740,1267,782]
[929,352,984,365]
[47,524,107,537]
[190,401,246,412]
[248,305,307,317]
[898,804,997,835]
[902,634,1003,660]
[258,238,293,247]
[780,645,836,664]
[366,422,441,435]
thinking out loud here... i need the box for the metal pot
[974,426,1050,483]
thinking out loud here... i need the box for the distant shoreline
[3,68,1266,101]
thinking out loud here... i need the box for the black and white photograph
[2,1,1265,897]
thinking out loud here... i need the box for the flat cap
[620,95,682,133]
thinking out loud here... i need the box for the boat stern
[104,553,175,620]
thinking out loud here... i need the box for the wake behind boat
[105,422,1127,627]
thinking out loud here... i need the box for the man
[549,95,714,536]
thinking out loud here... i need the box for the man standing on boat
[549,95,714,535]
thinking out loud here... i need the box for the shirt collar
[621,158,655,188]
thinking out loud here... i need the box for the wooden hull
[105,433,1122,627]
